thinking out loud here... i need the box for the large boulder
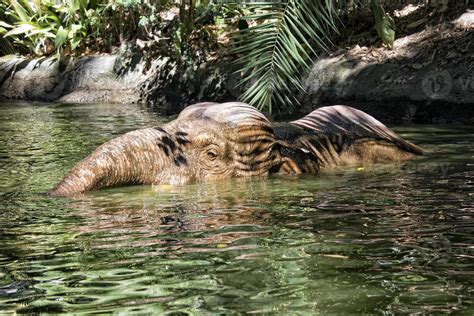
[0,54,143,104]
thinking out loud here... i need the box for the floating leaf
[320,254,349,259]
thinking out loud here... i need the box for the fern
[231,0,338,113]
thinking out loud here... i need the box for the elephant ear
[290,105,423,155]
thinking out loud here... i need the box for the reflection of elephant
[50,102,423,196]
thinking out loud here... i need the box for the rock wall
[0,49,232,113]
[0,54,143,104]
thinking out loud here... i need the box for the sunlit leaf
[54,25,67,48]
[4,23,36,37]
[0,21,14,29]
[70,37,81,50]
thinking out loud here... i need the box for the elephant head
[49,102,288,196]
[50,102,423,197]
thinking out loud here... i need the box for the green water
[0,102,472,314]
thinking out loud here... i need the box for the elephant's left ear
[272,140,320,174]
[291,105,423,155]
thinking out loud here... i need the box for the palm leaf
[230,0,338,113]
[4,23,36,37]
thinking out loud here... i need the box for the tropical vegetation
[0,0,172,56]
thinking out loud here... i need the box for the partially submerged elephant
[49,102,423,196]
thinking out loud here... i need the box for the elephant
[49,102,423,196]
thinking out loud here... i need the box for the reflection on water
[0,102,473,314]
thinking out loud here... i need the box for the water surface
[0,102,473,314]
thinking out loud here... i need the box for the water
[0,102,472,314]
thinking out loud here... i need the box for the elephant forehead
[178,102,271,128]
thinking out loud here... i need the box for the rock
[454,10,474,29]
[0,56,61,101]
[58,55,141,103]
[0,54,142,104]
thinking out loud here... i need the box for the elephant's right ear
[272,140,320,174]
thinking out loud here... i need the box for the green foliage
[1,0,102,55]
[371,0,395,49]
[0,2,17,55]
[0,0,174,56]
[230,0,338,113]
[102,0,168,42]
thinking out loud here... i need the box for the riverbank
[1,9,472,124]
[0,47,232,115]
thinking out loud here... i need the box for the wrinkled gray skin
[49,102,423,196]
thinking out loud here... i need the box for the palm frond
[230,0,338,113]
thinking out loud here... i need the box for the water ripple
[0,102,473,314]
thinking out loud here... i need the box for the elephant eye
[206,149,217,161]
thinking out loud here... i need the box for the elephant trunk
[49,127,170,197]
